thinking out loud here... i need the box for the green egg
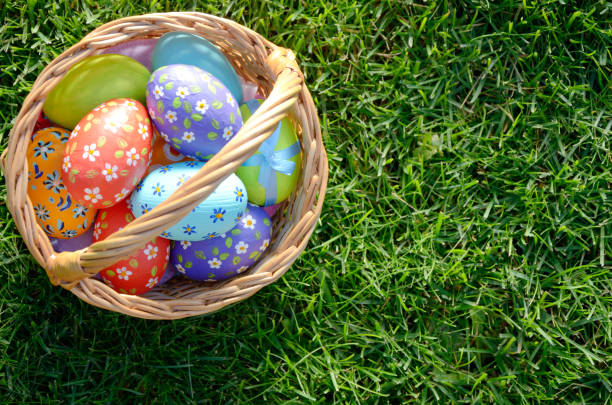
[43,54,150,129]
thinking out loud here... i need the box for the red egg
[62,98,152,209]
[93,200,169,295]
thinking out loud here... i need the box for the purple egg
[158,264,177,284]
[170,204,272,281]
[49,226,93,252]
[146,64,243,161]
[101,38,157,71]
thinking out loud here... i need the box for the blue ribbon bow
[243,120,300,206]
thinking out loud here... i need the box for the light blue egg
[129,161,248,241]
[152,32,243,104]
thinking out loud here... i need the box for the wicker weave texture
[1,12,328,319]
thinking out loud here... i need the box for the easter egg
[62,99,152,209]
[27,127,96,238]
[263,204,280,217]
[240,78,259,102]
[94,200,169,295]
[43,54,150,129]
[152,32,243,103]
[50,226,93,252]
[34,111,54,132]
[130,161,248,241]
[146,128,190,175]
[235,99,302,206]
[101,38,157,71]
[171,204,272,281]
[146,64,242,161]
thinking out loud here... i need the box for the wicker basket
[1,12,328,319]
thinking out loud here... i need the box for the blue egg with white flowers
[129,161,248,241]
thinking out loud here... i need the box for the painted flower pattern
[145,277,159,288]
[154,85,164,99]
[182,132,195,143]
[72,203,89,218]
[104,118,121,134]
[34,203,49,221]
[126,148,140,167]
[226,92,235,107]
[237,266,249,274]
[114,188,130,202]
[208,257,221,269]
[93,223,102,239]
[176,86,190,98]
[206,232,218,239]
[235,241,249,254]
[62,155,71,173]
[70,125,80,139]
[175,263,186,274]
[116,267,132,280]
[242,215,256,229]
[61,230,77,238]
[123,100,139,111]
[33,140,53,160]
[138,123,149,140]
[144,244,158,260]
[222,126,233,141]
[211,208,225,223]
[165,110,177,123]
[102,163,118,182]
[161,231,172,238]
[195,99,209,114]
[43,170,64,193]
[183,224,196,235]
[260,239,270,251]
[180,240,192,250]
[140,203,151,215]
[152,182,165,196]
[82,144,100,162]
[84,187,103,204]
[234,187,244,202]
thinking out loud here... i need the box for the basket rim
[3,12,328,319]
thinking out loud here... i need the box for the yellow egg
[27,127,96,239]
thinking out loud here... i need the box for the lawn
[0,0,611,403]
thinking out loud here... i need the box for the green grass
[1,0,611,403]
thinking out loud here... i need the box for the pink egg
[101,38,157,71]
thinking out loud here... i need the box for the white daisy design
[236,266,249,274]
[200,72,211,83]
[160,132,170,142]
[165,110,177,123]
[149,108,156,120]
[70,124,80,139]
[260,239,270,251]
[102,163,118,182]
[138,122,149,140]
[208,257,221,269]
[175,263,186,274]
[176,86,190,99]
[104,118,120,133]
[222,126,233,141]
[84,187,103,204]
[180,240,192,250]
[126,148,140,167]
[93,103,106,111]
[226,92,235,107]
[144,244,158,260]
[116,267,132,280]
[154,85,164,99]
[93,225,102,240]
[235,241,249,255]
[123,100,139,111]
[242,215,256,230]
[195,99,209,114]
[114,188,130,202]
[145,277,159,288]
[82,144,100,162]
[62,155,71,173]
[182,132,195,143]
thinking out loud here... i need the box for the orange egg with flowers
[27,127,96,238]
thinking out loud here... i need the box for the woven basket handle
[48,47,304,287]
